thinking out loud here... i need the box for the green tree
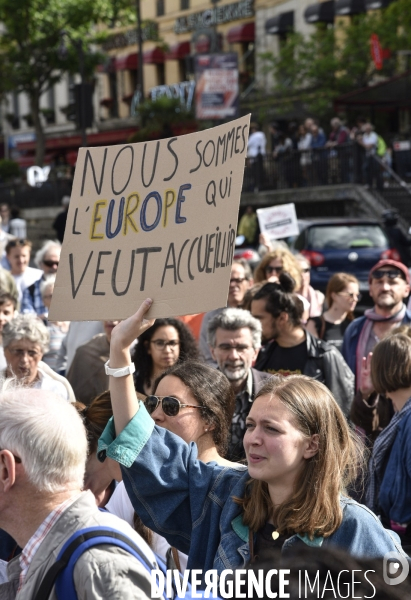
[260,1,411,120]
[0,0,119,166]
[129,96,197,143]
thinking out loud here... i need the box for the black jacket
[255,332,354,415]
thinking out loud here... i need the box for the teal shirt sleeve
[97,401,154,468]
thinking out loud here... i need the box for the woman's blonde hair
[237,375,364,539]
[254,248,302,289]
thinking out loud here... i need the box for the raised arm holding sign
[49,116,250,321]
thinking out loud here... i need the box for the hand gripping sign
[49,115,250,321]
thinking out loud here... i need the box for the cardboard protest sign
[257,203,299,242]
[49,115,250,320]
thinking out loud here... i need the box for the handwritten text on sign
[49,115,250,320]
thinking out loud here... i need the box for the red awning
[166,41,191,60]
[143,48,165,64]
[227,22,255,43]
[15,128,138,154]
[116,53,139,71]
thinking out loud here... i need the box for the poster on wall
[194,53,239,120]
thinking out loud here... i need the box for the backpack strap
[33,526,167,600]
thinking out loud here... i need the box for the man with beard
[200,259,253,366]
[342,259,411,383]
[250,275,354,415]
[207,308,270,461]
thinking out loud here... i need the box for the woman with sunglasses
[306,272,360,352]
[98,299,405,577]
[254,247,302,288]
[106,360,238,572]
[133,317,199,395]
[75,390,188,571]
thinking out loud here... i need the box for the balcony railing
[242,143,411,194]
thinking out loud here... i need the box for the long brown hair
[325,272,359,321]
[254,248,302,289]
[237,375,364,539]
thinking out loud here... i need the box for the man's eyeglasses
[150,339,179,350]
[145,395,203,417]
[338,292,362,301]
[230,277,247,285]
[371,270,404,281]
[42,260,59,268]
[216,343,252,354]
[7,348,40,359]
[265,266,283,275]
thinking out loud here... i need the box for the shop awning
[334,71,411,110]
[143,48,165,64]
[116,53,138,71]
[227,22,255,43]
[15,128,138,154]
[365,0,393,8]
[265,11,294,35]
[335,0,366,16]
[304,1,335,24]
[166,41,191,60]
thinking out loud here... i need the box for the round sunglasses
[145,395,203,417]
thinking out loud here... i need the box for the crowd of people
[246,117,390,189]
[0,217,411,598]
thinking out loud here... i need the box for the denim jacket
[98,403,405,575]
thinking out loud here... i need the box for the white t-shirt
[106,481,188,572]
[12,267,43,303]
[247,131,266,157]
[362,131,378,154]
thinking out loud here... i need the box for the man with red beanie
[342,259,411,381]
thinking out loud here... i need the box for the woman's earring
[205,428,208,432]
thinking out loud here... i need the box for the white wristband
[104,359,136,378]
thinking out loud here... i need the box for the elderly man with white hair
[0,389,156,599]
[207,308,271,461]
[21,240,61,317]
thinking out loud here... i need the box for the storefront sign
[195,54,239,120]
[102,22,158,51]
[174,0,254,34]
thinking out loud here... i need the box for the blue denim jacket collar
[230,514,324,550]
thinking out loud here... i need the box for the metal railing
[0,178,73,209]
[243,144,365,192]
[1,145,411,211]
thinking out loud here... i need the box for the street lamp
[59,31,88,147]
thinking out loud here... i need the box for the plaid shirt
[18,493,81,591]
[21,277,47,316]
